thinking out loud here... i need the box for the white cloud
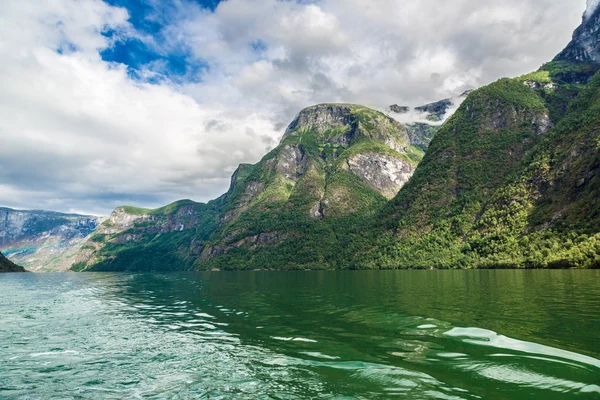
[0,0,588,215]
[586,0,600,18]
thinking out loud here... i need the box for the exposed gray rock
[276,145,308,180]
[389,104,410,114]
[415,98,454,122]
[555,4,600,63]
[347,153,415,199]
[406,123,440,151]
[281,104,410,147]
[480,100,552,136]
[523,81,556,90]
[282,104,355,143]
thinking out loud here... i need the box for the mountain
[0,207,102,271]
[389,90,474,151]
[355,8,600,269]
[405,123,440,151]
[74,104,424,271]
[555,2,600,63]
[73,7,600,271]
[0,251,25,272]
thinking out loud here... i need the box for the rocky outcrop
[276,144,309,180]
[389,104,410,114]
[405,123,440,151]
[415,98,454,121]
[282,104,356,142]
[282,104,411,146]
[0,207,102,271]
[347,153,415,199]
[555,3,600,63]
[479,101,552,136]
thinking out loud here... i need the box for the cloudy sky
[0,0,589,215]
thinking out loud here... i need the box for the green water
[0,270,599,399]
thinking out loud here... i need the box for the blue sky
[101,0,220,83]
[0,0,588,215]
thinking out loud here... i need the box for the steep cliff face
[555,2,600,63]
[405,123,440,151]
[0,251,25,272]
[197,104,422,269]
[0,208,101,271]
[76,104,422,271]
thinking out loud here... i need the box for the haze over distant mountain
[0,251,25,273]
[0,208,102,271]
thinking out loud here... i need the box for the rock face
[0,251,25,272]
[0,207,102,271]
[388,90,474,149]
[555,3,600,62]
[76,10,600,271]
[347,153,415,199]
[414,98,454,121]
[389,104,410,114]
[76,104,423,271]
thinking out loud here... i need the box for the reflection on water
[0,270,599,399]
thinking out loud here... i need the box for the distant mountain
[0,251,25,272]
[0,207,102,271]
[388,90,474,151]
[73,104,424,271]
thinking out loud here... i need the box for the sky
[0,0,589,216]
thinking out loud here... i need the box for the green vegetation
[75,56,600,271]
[355,61,600,270]
[0,252,25,272]
[77,105,422,272]
[405,123,440,151]
[121,206,152,215]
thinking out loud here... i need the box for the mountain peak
[281,104,361,143]
[280,103,411,151]
[554,3,600,62]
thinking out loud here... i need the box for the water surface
[0,270,599,399]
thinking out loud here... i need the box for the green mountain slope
[74,7,600,271]
[357,64,600,269]
[76,105,423,271]
[0,251,25,272]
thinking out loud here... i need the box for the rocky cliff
[75,104,423,271]
[555,1,600,63]
[0,207,102,271]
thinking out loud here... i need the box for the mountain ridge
[29,6,600,271]
[73,104,424,271]
[0,207,103,271]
